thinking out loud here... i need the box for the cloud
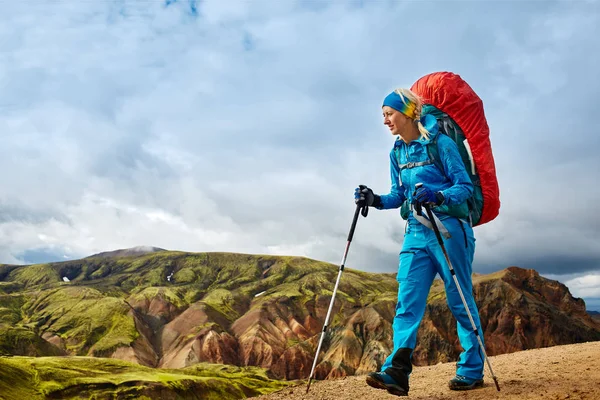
[0,0,599,305]
[564,274,600,299]
[562,273,600,311]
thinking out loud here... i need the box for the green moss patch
[0,356,291,400]
[21,287,137,356]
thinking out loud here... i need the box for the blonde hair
[393,88,431,141]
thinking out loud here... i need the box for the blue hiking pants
[382,216,484,382]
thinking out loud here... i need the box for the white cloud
[565,274,600,299]
[0,0,599,314]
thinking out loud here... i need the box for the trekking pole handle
[354,185,370,218]
[415,182,444,242]
[414,182,424,216]
[423,202,443,243]
[348,202,368,242]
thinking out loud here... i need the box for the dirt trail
[251,341,600,400]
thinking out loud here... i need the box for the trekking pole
[418,193,501,392]
[306,202,369,394]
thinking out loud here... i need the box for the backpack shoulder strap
[392,145,403,185]
[427,133,445,176]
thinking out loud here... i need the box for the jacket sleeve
[377,149,406,209]
[438,135,474,206]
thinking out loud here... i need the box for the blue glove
[354,185,382,208]
[414,185,444,206]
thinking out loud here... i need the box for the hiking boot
[366,371,408,397]
[448,375,484,390]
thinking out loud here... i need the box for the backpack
[408,72,500,227]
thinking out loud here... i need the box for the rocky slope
[1,250,599,383]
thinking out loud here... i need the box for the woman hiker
[354,88,485,397]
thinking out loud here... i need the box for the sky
[0,0,599,310]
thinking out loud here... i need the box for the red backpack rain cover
[410,71,500,226]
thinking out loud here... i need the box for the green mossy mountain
[0,250,399,381]
[1,248,599,392]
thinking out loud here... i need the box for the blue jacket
[377,117,473,221]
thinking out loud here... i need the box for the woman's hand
[354,185,375,206]
[414,185,444,206]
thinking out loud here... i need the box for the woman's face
[382,106,411,137]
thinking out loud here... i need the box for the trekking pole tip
[493,376,500,391]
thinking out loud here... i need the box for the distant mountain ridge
[86,245,167,259]
[1,248,599,382]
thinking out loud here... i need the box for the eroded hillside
[1,251,599,382]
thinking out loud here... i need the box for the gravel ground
[250,341,600,400]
